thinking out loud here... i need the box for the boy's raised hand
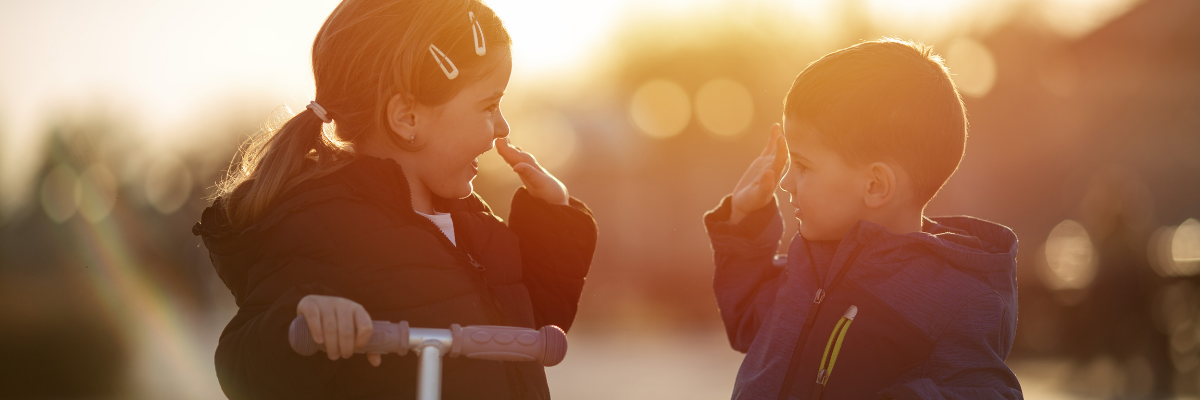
[730,123,788,224]
[495,138,570,206]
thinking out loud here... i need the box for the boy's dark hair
[784,38,966,205]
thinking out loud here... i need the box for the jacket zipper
[408,211,508,325]
[776,244,864,400]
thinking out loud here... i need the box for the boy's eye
[792,161,807,171]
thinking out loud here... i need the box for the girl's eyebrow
[479,91,505,103]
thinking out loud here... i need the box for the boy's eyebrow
[789,151,812,163]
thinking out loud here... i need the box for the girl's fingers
[319,302,339,359]
[512,163,541,184]
[495,138,535,167]
[514,163,569,205]
[368,353,382,367]
[336,304,356,359]
[353,306,373,352]
[298,300,324,345]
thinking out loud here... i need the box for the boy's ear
[863,162,896,208]
[386,93,418,142]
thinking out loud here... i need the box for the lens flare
[74,206,222,399]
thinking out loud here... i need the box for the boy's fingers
[757,169,776,197]
[760,124,780,157]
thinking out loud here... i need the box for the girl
[191,1,597,399]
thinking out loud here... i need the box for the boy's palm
[731,124,788,224]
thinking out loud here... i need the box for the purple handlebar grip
[451,325,568,367]
[288,316,409,356]
[288,316,567,366]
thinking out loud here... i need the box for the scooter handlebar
[288,316,567,367]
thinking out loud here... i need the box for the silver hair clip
[307,101,331,123]
[469,11,486,56]
[429,44,459,80]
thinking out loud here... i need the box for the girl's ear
[863,162,896,208]
[386,93,418,142]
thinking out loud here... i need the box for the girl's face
[386,52,513,200]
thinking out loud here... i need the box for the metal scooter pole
[289,317,568,400]
[408,327,454,400]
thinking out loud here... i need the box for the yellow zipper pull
[814,305,858,390]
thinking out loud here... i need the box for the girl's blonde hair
[212,0,511,227]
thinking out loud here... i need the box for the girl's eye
[486,103,500,112]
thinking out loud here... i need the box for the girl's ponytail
[213,106,349,227]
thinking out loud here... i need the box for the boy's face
[779,118,871,241]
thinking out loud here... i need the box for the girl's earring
[408,134,416,144]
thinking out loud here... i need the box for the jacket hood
[849,215,1019,302]
[191,156,491,305]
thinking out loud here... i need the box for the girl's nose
[493,111,511,139]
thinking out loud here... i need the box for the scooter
[289,316,568,400]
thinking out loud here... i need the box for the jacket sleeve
[214,269,345,400]
[704,195,786,353]
[877,293,1023,400]
[508,187,598,332]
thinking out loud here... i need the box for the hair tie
[307,101,331,123]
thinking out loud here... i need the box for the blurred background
[1,0,1198,398]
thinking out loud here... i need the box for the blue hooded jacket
[705,196,1021,400]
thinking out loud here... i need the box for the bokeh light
[78,164,117,223]
[694,78,754,139]
[40,165,79,223]
[630,79,691,139]
[944,37,996,98]
[509,111,579,173]
[1148,219,1200,277]
[144,155,193,215]
[1172,219,1200,273]
[1039,219,1097,291]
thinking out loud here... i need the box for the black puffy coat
[192,156,597,400]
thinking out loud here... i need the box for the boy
[704,38,1021,399]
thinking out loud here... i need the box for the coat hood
[191,156,491,306]
[848,215,1020,304]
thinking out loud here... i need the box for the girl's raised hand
[730,123,788,224]
[495,138,570,206]
[296,295,383,366]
